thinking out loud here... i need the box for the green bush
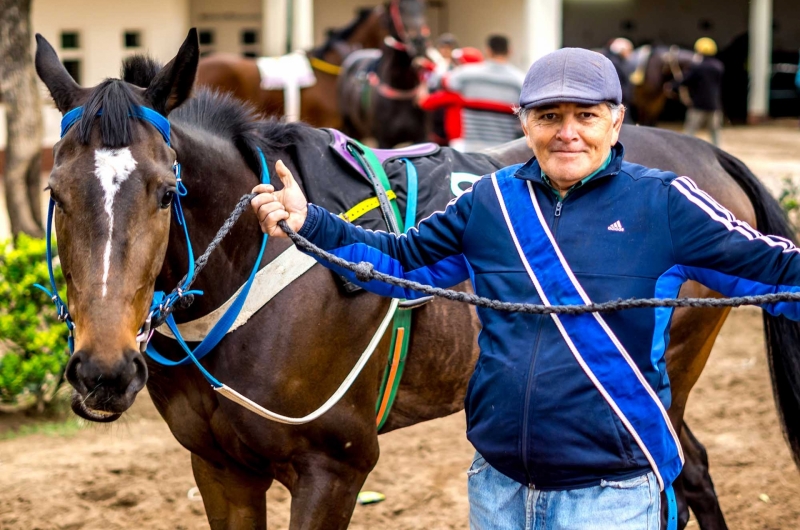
[0,235,69,412]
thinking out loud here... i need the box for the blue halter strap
[144,149,271,388]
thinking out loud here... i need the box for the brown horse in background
[36,29,800,530]
[194,5,387,128]
[337,0,430,147]
[630,45,697,126]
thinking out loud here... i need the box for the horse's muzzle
[65,347,148,421]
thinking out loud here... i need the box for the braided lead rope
[162,192,800,319]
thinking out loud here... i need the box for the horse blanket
[293,128,506,233]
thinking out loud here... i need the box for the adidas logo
[607,220,625,232]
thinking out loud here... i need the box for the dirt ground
[2,123,800,529]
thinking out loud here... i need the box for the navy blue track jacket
[297,143,800,489]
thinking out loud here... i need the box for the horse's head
[385,0,430,59]
[35,30,199,422]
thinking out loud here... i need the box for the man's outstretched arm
[251,160,474,298]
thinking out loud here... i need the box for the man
[603,37,635,122]
[251,48,800,528]
[441,34,526,151]
[427,33,460,145]
[682,37,725,146]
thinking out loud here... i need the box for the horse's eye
[160,191,175,209]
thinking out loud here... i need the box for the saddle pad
[293,129,505,233]
[257,51,317,91]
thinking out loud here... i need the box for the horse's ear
[143,28,199,115]
[35,34,84,113]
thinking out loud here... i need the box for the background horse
[36,30,800,530]
[194,5,386,128]
[629,45,697,126]
[337,0,429,147]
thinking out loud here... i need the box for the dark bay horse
[194,5,387,128]
[36,30,800,530]
[337,0,429,148]
[629,45,697,126]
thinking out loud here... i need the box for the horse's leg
[665,285,732,530]
[286,453,372,530]
[680,424,728,529]
[191,453,272,530]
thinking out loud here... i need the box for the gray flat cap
[519,48,622,109]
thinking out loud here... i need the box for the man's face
[438,44,454,60]
[522,102,623,187]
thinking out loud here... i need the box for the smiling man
[251,48,800,529]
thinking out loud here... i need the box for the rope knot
[176,293,195,310]
[354,262,374,282]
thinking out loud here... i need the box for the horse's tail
[715,146,800,468]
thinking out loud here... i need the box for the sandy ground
[1,308,799,529]
[2,123,800,529]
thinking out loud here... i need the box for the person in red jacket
[418,47,484,147]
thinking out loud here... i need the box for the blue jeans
[467,452,660,530]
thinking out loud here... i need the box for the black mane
[121,55,162,88]
[170,89,306,176]
[77,79,141,148]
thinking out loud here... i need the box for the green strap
[375,307,412,430]
[348,139,405,233]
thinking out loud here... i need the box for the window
[62,59,81,84]
[199,30,214,46]
[124,31,142,49]
[61,31,80,49]
[241,30,258,45]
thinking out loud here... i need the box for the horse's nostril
[64,351,87,394]
[125,352,148,394]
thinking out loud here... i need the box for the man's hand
[251,160,308,237]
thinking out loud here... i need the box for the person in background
[682,37,725,146]
[443,35,526,151]
[417,47,484,147]
[604,38,635,122]
[433,33,459,77]
[428,33,461,145]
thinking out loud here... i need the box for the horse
[35,30,800,530]
[337,1,429,148]
[628,45,697,126]
[194,5,385,128]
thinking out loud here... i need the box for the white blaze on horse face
[94,148,138,297]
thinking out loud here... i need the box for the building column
[524,0,563,67]
[292,0,314,51]
[263,0,288,56]
[748,0,772,122]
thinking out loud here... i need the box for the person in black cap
[251,47,800,529]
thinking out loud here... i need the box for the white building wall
[1,0,191,150]
[191,0,261,55]
[32,0,191,87]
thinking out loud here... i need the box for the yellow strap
[309,56,342,76]
[339,190,397,223]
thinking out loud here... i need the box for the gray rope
[164,192,800,319]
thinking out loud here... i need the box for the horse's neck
[377,46,418,89]
[158,124,267,320]
[347,9,384,49]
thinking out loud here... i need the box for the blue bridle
[37,105,269,389]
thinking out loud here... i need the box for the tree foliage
[0,235,68,411]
